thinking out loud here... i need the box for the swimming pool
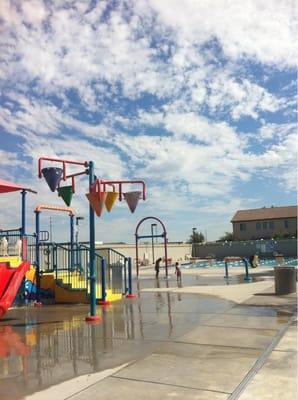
[181,258,298,269]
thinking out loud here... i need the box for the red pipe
[92,179,146,201]
[38,157,88,178]
[135,233,139,276]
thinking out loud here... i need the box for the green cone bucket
[57,185,74,206]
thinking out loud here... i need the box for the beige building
[231,206,297,240]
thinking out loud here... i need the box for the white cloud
[144,0,297,67]
[0,1,296,242]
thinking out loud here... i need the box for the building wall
[233,217,297,240]
[96,242,192,266]
[193,239,297,259]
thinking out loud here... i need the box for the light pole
[151,223,157,263]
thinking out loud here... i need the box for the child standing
[175,262,182,283]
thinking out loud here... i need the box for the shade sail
[0,179,36,194]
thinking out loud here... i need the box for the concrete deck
[0,266,296,399]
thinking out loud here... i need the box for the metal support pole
[70,214,74,271]
[164,232,168,277]
[243,258,252,282]
[86,161,100,320]
[101,258,106,302]
[135,234,139,277]
[21,190,27,235]
[35,211,40,302]
[224,261,229,279]
[126,257,137,298]
[98,257,110,305]
[128,257,132,294]
[151,224,156,264]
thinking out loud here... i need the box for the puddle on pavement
[0,292,234,399]
[136,270,274,289]
[0,269,279,400]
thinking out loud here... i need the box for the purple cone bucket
[42,167,63,192]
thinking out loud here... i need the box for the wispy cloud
[0,0,296,241]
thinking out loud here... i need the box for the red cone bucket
[86,192,107,217]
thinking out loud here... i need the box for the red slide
[0,261,30,318]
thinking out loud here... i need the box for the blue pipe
[101,258,106,301]
[88,161,96,316]
[127,257,133,295]
[35,211,40,301]
[243,258,252,282]
[136,234,164,239]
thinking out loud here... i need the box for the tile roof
[231,205,297,222]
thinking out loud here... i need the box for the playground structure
[0,157,146,321]
[135,217,169,277]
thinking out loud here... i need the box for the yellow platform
[42,271,122,303]
[0,257,122,304]
[0,256,22,267]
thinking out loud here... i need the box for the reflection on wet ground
[137,269,275,288]
[0,272,291,400]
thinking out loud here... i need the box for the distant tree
[272,231,297,240]
[187,231,205,243]
[218,232,234,242]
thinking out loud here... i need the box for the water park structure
[0,157,146,322]
[135,216,169,277]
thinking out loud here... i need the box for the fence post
[34,211,42,306]
[98,258,110,305]
[126,257,137,298]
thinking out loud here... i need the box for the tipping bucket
[57,186,73,206]
[86,192,107,217]
[42,167,63,192]
[105,192,118,212]
[124,191,141,213]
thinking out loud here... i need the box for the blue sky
[0,0,297,243]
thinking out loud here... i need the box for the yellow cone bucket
[105,192,118,212]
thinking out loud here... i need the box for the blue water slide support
[21,190,27,235]
[101,258,106,302]
[88,161,97,316]
[224,261,229,279]
[35,211,40,301]
[70,214,74,271]
[127,257,133,295]
[243,258,253,282]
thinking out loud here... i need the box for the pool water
[181,258,298,269]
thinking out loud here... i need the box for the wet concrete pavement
[0,270,296,399]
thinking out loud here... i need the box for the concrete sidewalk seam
[200,323,279,332]
[228,316,295,400]
[111,375,232,395]
[172,339,268,352]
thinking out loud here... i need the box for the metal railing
[26,241,129,299]
[95,247,128,295]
